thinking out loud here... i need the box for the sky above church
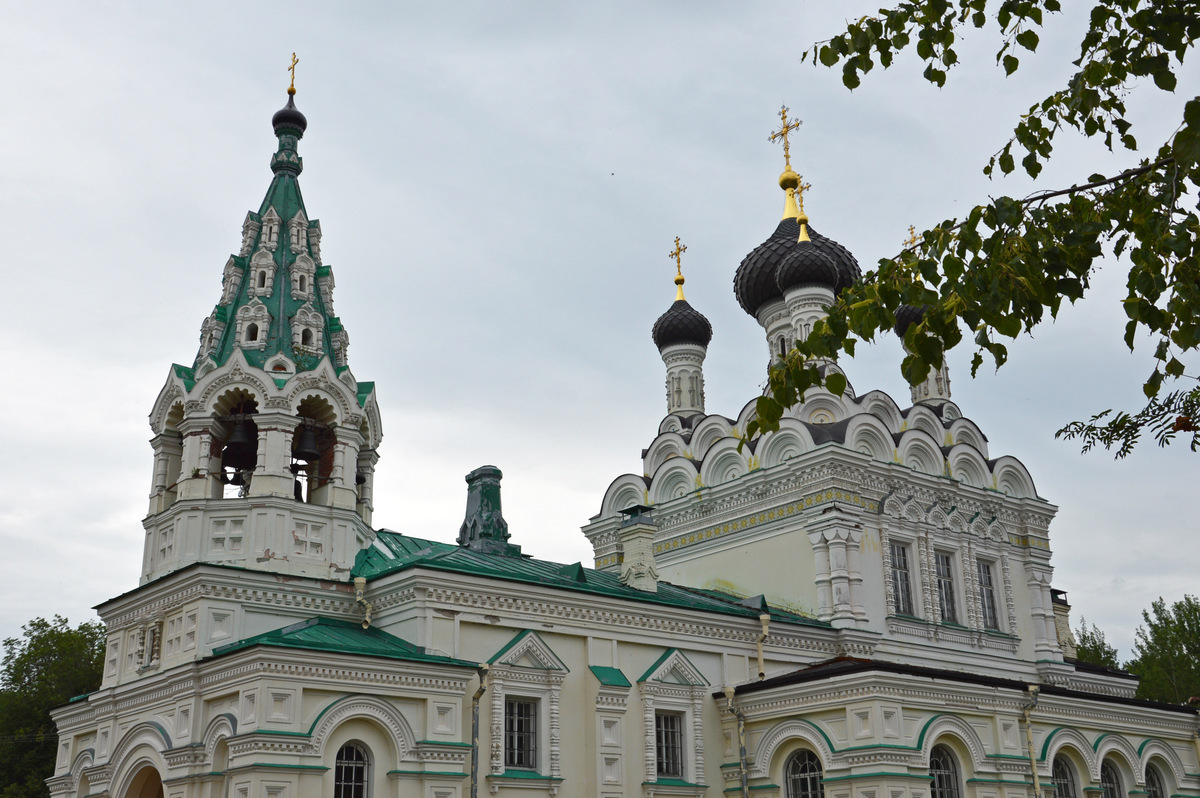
[1,2,1194,660]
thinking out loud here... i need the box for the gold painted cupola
[143,70,383,586]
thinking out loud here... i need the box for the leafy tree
[748,0,1200,457]
[1127,594,1200,704]
[1071,617,1120,669]
[0,616,105,798]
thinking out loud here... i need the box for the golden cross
[288,53,299,93]
[768,105,803,169]
[904,225,920,248]
[796,175,813,214]
[669,237,687,277]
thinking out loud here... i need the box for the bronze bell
[221,421,257,471]
[292,426,321,463]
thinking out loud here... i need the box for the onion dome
[652,299,713,350]
[893,304,928,338]
[776,222,839,293]
[807,227,862,294]
[734,217,800,314]
[272,90,308,137]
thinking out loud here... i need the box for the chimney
[618,505,658,592]
[458,466,522,557]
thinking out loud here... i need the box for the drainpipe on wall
[723,687,751,798]
[470,664,490,798]
[353,576,373,629]
[1022,685,1042,798]
[756,614,770,680]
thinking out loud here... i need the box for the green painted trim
[720,763,742,769]
[247,763,330,771]
[487,629,566,670]
[490,770,563,781]
[1093,732,1116,752]
[822,772,932,783]
[1129,790,1149,796]
[638,648,705,685]
[1040,727,1070,761]
[387,770,468,778]
[1136,738,1168,756]
[589,665,632,688]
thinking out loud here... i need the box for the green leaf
[1015,30,1039,52]
[1166,358,1185,378]
[819,45,840,67]
[1144,369,1164,399]
[1003,54,1019,75]
[1173,128,1200,166]
[999,150,1015,174]
[1153,69,1177,92]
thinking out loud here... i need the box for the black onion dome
[893,304,928,337]
[652,299,713,350]
[775,238,839,293]
[733,218,800,316]
[272,93,308,136]
[807,226,861,294]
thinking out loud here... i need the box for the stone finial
[618,505,659,593]
[458,465,521,556]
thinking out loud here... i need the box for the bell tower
[142,84,383,585]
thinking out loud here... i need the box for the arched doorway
[125,765,164,798]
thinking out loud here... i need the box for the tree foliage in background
[1072,617,1121,669]
[1127,594,1200,704]
[0,617,105,798]
[748,0,1200,456]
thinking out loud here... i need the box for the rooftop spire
[287,52,299,95]
[669,236,688,301]
[768,105,803,221]
[796,175,813,242]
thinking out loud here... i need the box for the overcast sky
[1,2,1195,660]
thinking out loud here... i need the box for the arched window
[929,745,961,798]
[785,750,824,798]
[246,323,258,342]
[298,275,307,292]
[334,742,369,798]
[257,271,267,289]
[301,328,313,346]
[1101,761,1124,798]
[1052,755,1078,798]
[1145,765,1167,798]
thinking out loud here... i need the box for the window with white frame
[935,552,958,623]
[1145,765,1167,798]
[504,697,538,770]
[890,541,915,616]
[976,559,1000,630]
[655,711,684,779]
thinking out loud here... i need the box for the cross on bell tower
[769,105,804,220]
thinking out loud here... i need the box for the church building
[48,85,1199,798]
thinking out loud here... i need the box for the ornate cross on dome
[669,237,688,301]
[768,105,803,169]
[796,175,813,214]
[288,53,299,94]
[904,225,920,249]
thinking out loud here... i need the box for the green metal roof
[353,530,830,629]
[210,616,476,668]
[589,665,631,688]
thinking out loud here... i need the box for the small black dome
[808,226,861,294]
[894,304,928,338]
[272,93,307,136]
[652,299,713,350]
[775,238,839,293]
[733,218,799,315]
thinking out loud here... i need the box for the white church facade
[48,88,1200,798]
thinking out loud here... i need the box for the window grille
[784,750,824,798]
[1052,756,1078,798]
[334,742,368,798]
[1101,762,1124,798]
[977,560,1000,630]
[935,553,958,623]
[504,698,538,770]
[655,711,684,779]
[890,542,914,616]
[929,745,961,798]
[1146,766,1166,798]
